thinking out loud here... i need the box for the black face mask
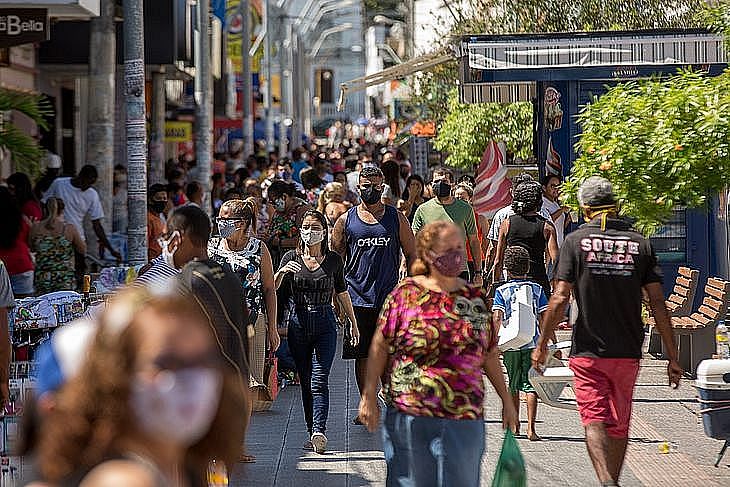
[432,180,452,198]
[150,201,167,214]
[360,186,381,205]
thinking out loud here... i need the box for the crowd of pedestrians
[0,138,687,486]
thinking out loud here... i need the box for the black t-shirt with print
[555,218,662,358]
[279,250,347,306]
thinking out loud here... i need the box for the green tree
[0,89,50,179]
[433,89,532,168]
[564,69,730,234]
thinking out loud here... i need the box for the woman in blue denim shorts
[274,209,360,454]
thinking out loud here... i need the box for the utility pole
[195,0,213,214]
[263,0,275,153]
[278,38,288,159]
[150,70,166,185]
[241,0,254,156]
[86,0,115,236]
[124,0,148,266]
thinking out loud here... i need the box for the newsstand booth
[457,29,729,292]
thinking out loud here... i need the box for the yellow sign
[164,121,193,142]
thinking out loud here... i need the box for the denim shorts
[10,270,34,296]
[382,408,485,487]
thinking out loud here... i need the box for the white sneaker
[311,432,327,454]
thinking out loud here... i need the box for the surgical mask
[130,367,222,447]
[360,186,381,205]
[277,170,288,180]
[217,220,238,239]
[300,228,325,246]
[432,180,452,198]
[274,198,286,212]
[160,231,180,268]
[429,249,464,277]
[150,201,166,214]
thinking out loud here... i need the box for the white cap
[44,152,62,170]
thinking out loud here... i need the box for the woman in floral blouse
[359,221,517,487]
[209,197,280,387]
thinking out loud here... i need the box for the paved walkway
[232,330,730,486]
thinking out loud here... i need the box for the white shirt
[42,177,104,241]
[487,204,552,242]
[542,196,565,247]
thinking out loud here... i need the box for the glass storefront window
[650,207,687,263]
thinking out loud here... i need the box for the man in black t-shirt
[533,176,682,487]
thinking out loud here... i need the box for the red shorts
[569,357,640,438]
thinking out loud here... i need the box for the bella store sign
[0,9,48,48]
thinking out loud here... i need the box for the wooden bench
[670,277,730,377]
[647,267,700,356]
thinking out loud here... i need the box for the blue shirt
[292,160,310,183]
[492,279,548,349]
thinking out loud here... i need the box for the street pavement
[231,330,730,486]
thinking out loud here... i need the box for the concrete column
[263,0,275,153]
[124,0,149,265]
[241,0,254,156]
[86,0,116,233]
[149,70,166,185]
[195,0,213,215]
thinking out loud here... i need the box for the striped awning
[457,29,727,104]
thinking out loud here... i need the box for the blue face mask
[274,198,286,212]
[217,220,238,238]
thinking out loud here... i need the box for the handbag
[252,352,279,411]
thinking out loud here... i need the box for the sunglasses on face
[359,184,383,191]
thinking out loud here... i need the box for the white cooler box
[695,359,730,440]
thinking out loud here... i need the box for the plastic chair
[528,341,577,411]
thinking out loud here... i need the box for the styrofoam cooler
[498,285,536,351]
[695,359,730,439]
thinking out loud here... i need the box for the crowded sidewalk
[234,329,729,487]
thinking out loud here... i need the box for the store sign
[164,121,193,142]
[0,9,48,48]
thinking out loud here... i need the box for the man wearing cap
[533,176,682,487]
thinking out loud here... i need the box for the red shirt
[0,219,33,275]
[21,200,42,222]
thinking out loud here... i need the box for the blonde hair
[43,197,65,230]
[317,182,345,213]
[410,221,455,276]
[220,196,258,233]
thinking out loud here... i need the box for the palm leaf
[0,88,52,179]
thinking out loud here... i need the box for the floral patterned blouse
[33,230,75,294]
[208,237,264,315]
[378,278,496,420]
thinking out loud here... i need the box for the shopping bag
[498,284,537,351]
[491,429,527,487]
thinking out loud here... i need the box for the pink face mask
[429,249,464,277]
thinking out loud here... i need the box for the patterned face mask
[429,249,464,277]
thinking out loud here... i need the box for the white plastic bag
[498,284,536,351]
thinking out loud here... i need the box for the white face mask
[130,367,222,447]
[300,228,325,246]
[160,231,180,268]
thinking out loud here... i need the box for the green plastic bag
[491,430,527,487]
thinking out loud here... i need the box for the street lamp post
[195,0,213,215]
[123,0,148,266]
[263,0,275,153]
[241,0,254,156]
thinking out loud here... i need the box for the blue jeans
[288,304,337,434]
[382,408,485,487]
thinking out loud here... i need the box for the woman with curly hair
[493,181,559,295]
[36,286,248,486]
[358,221,517,487]
[316,182,351,228]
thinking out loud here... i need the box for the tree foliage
[564,70,730,234]
[0,89,51,179]
[432,89,532,169]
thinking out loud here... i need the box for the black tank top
[506,213,549,283]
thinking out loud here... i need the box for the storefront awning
[458,29,727,103]
[337,50,453,111]
[0,1,100,18]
